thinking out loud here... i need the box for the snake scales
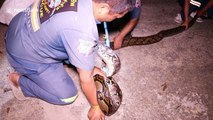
[110,17,197,49]
[94,17,197,116]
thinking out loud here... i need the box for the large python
[94,43,122,116]
[94,16,197,116]
[110,16,197,49]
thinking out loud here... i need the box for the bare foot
[9,73,21,88]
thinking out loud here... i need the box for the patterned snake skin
[94,43,121,116]
[94,17,197,116]
[94,74,122,116]
[110,17,197,49]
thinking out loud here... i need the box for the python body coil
[94,43,122,116]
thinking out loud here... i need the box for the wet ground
[0,0,213,120]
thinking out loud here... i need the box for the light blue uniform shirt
[6,0,98,71]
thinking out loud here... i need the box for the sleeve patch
[77,39,96,56]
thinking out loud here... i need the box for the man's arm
[113,18,139,49]
[113,2,141,50]
[77,67,105,120]
[182,0,213,28]
[182,0,190,28]
[197,0,213,17]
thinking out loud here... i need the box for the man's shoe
[174,13,182,23]
[190,12,203,22]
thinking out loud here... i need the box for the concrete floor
[0,0,213,120]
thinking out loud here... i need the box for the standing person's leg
[18,63,78,105]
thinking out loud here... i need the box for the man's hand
[181,19,189,29]
[113,18,139,50]
[92,67,106,79]
[77,67,106,120]
[88,106,105,120]
[113,34,124,50]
